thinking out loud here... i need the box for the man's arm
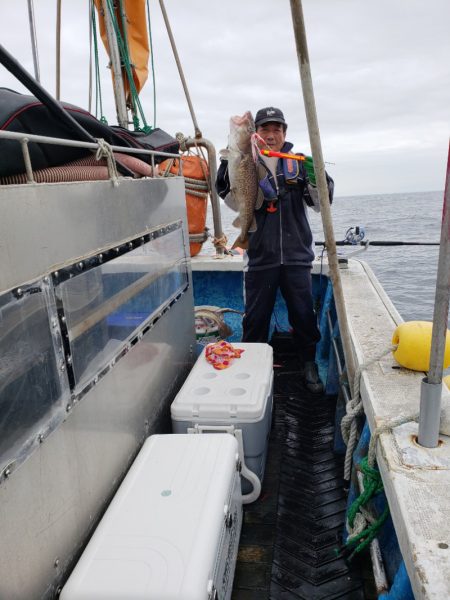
[303,166,334,213]
[215,158,239,211]
[215,158,230,199]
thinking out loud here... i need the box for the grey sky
[1,0,449,196]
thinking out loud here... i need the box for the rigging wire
[91,2,107,123]
[27,0,40,82]
[104,0,151,132]
[159,0,202,138]
[117,0,136,125]
[88,0,93,113]
[146,0,157,129]
[56,0,61,99]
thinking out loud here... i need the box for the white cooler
[61,434,242,600]
[171,343,273,495]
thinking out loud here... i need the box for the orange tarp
[94,0,149,103]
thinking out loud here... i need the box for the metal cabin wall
[0,177,196,599]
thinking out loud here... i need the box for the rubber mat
[232,335,365,600]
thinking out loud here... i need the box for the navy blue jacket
[216,141,334,270]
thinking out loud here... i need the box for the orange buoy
[159,155,209,257]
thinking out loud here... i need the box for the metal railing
[0,129,182,182]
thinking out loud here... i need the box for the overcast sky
[1,0,449,196]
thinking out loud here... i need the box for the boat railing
[0,128,226,257]
[0,128,182,183]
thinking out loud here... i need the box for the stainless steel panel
[0,176,197,598]
[0,177,188,291]
[0,291,195,600]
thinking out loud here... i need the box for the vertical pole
[27,0,40,82]
[289,0,356,388]
[56,0,61,99]
[88,0,93,113]
[418,142,450,447]
[101,0,128,128]
[159,0,202,139]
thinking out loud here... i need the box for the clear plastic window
[56,228,188,389]
[0,287,67,472]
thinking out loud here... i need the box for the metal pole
[88,0,93,113]
[56,0,61,99]
[289,0,356,388]
[101,0,128,128]
[27,0,40,82]
[159,0,202,139]
[185,137,225,256]
[418,142,450,447]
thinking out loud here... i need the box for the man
[216,107,334,393]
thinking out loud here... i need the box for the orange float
[159,154,209,257]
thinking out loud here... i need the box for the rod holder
[418,377,442,447]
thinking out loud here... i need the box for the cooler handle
[187,424,261,504]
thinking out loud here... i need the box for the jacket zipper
[276,169,283,265]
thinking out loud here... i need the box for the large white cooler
[61,434,242,600]
[171,343,273,494]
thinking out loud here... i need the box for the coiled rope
[341,344,398,481]
[343,457,390,559]
[213,234,228,251]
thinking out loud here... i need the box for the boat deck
[232,334,368,599]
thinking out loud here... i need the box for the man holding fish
[216,107,334,394]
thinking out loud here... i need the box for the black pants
[242,265,320,361]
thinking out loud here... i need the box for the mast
[26,0,40,82]
[418,142,450,447]
[289,0,357,388]
[101,0,128,128]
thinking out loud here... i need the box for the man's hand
[304,155,316,186]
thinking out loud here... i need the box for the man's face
[256,122,286,153]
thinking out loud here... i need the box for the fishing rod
[316,240,440,247]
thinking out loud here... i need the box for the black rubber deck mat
[232,334,365,600]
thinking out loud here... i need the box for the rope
[367,412,419,468]
[343,455,390,559]
[189,230,209,243]
[104,0,151,133]
[341,344,397,480]
[213,234,228,250]
[176,132,188,153]
[96,139,119,186]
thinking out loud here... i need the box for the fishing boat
[0,1,449,599]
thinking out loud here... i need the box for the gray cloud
[0,0,448,195]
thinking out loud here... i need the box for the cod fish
[221,111,259,249]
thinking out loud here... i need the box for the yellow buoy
[392,321,450,372]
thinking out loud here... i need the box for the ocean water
[206,190,445,324]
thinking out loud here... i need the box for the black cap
[254,107,287,128]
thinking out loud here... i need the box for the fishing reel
[344,226,366,245]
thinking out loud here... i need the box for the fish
[220,111,259,249]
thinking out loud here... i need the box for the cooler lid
[171,343,273,422]
[60,434,239,600]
